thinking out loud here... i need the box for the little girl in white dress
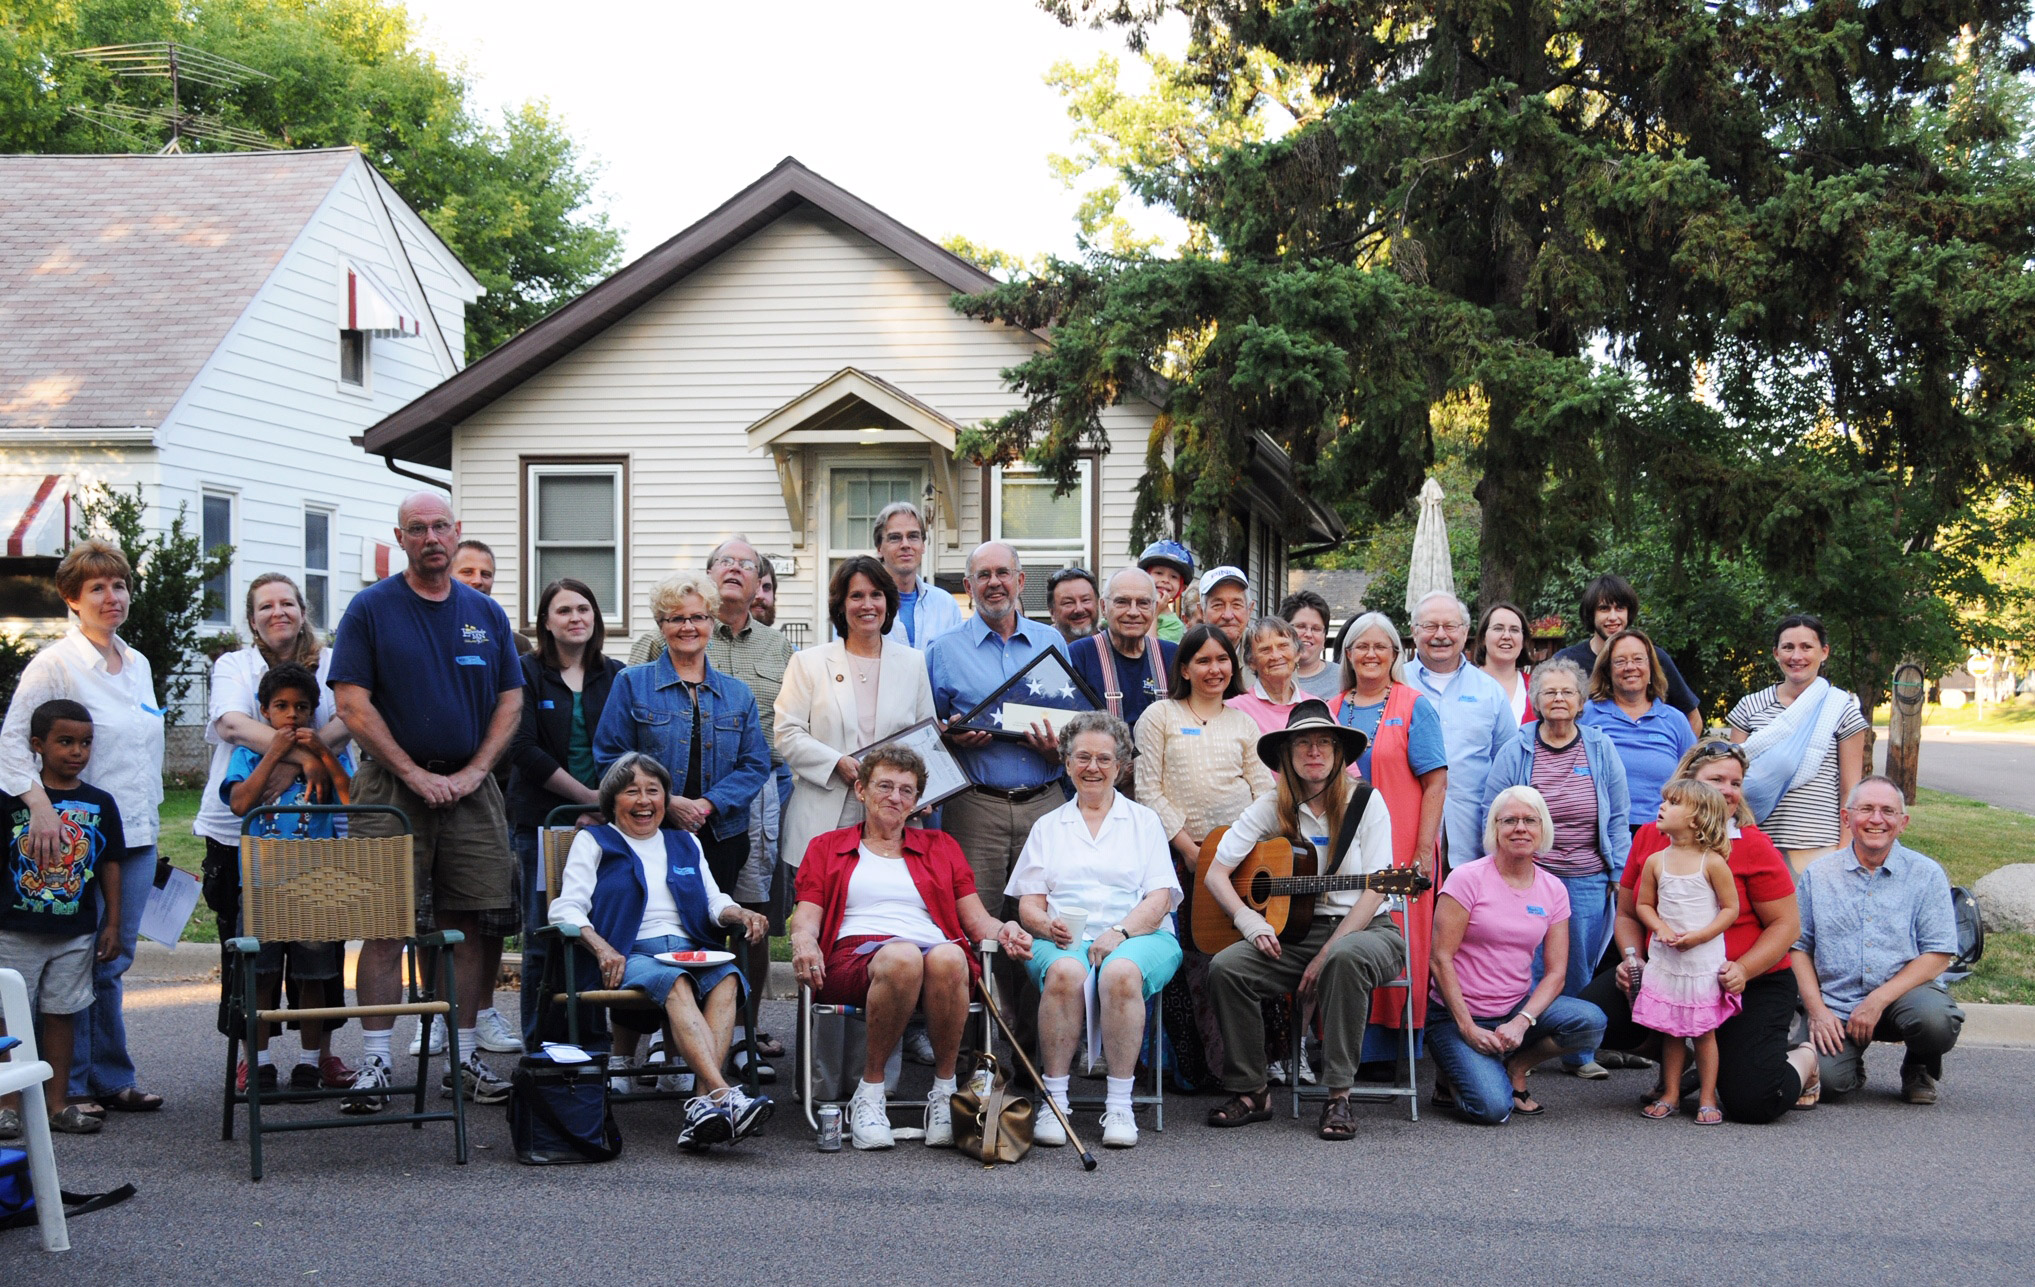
[1631,777,1742,1124]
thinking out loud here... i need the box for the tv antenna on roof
[66,42,277,153]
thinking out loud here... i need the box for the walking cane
[975,975,1097,1171]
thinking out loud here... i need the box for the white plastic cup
[1057,905,1090,943]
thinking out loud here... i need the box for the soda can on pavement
[817,1104,843,1151]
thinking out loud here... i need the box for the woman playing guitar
[1201,700,1407,1141]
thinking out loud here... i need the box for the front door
[821,460,926,633]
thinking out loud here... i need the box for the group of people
[0,503,1967,1157]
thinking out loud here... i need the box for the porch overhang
[742,367,963,549]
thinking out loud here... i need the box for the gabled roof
[0,149,363,430]
[362,156,1001,468]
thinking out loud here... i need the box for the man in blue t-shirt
[327,491,524,1111]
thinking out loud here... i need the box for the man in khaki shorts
[329,492,525,1110]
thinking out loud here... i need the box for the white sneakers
[923,1088,954,1148]
[409,1016,446,1057]
[849,1082,893,1150]
[1100,1107,1138,1148]
[472,1009,522,1053]
[1034,1102,1068,1147]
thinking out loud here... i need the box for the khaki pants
[1208,913,1404,1092]
[939,786,1062,1050]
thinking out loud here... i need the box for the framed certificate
[949,647,1105,742]
[852,717,974,811]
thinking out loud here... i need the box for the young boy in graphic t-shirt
[0,699,124,1137]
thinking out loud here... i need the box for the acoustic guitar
[1188,827,1432,954]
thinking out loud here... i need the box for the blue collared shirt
[1795,840,1958,1018]
[1405,656,1514,867]
[925,613,1067,790]
[1578,697,1697,822]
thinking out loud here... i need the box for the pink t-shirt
[1434,857,1571,1016]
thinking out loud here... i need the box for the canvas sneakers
[923,1087,954,1148]
[849,1082,893,1150]
[1100,1107,1138,1148]
[340,1054,392,1115]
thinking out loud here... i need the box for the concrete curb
[1960,1003,2035,1048]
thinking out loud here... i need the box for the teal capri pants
[1026,929,1183,1000]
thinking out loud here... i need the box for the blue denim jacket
[592,653,769,844]
[1479,721,1633,881]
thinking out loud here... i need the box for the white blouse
[0,627,164,847]
[1211,790,1394,918]
[550,827,735,942]
[839,845,945,944]
[1005,793,1182,935]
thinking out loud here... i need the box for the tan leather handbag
[949,1054,1033,1164]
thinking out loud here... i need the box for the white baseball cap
[1198,565,1248,597]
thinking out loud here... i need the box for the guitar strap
[1324,784,1375,879]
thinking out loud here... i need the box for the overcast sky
[408,0,1178,263]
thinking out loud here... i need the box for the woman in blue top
[549,752,772,1151]
[1578,628,1696,833]
[1480,658,1631,1078]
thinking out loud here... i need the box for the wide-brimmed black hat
[1255,698,1367,771]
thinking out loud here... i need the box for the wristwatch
[1110,923,1132,939]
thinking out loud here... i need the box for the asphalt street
[1878,730,2035,815]
[11,981,2035,1285]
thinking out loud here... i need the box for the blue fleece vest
[583,823,722,955]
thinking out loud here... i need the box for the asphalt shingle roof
[0,148,357,430]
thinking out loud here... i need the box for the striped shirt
[1727,685,1867,850]
[1530,731,1604,877]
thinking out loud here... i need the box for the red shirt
[1622,822,1796,974]
[794,825,983,981]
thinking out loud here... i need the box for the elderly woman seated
[789,744,1032,1151]
[1427,785,1608,1124]
[1006,711,1182,1149]
[549,752,772,1152]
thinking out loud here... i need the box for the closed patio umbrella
[1404,476,1455,620]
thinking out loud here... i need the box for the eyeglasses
[879,530,925,546]
[657,614,714,629]
[867,780,920,800]
[1108,596,1156,611]
[400,520,455,538]
[709,555,760,574]
[1069,752,1118,768]
[1349,642,1396,656]
[1413,621,1463,636]
[1047,567,1094,590]
[1494,814,1541,828]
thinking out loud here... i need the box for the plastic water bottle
[1623,947,1644,997]
[816,1104,843,1152]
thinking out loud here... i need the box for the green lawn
[1901,787,2035,1005]
[1879,696,2035,734]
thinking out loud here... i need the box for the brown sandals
[1206,1088,1273,1127]
[1318,1096,1357,1140]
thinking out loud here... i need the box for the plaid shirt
[708,616,794,764]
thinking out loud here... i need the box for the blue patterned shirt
[1794,840,1958,1018]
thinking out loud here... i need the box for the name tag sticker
[1458,695,1479,703]
[1308,835,1330,851]
[1526,904,1548,917]
[540,699,556,709]
[1573,764,1591,775]
[455,655,486,667]
[140,703,165,717]
[1180,726,1202,736]
[1385,717,1404,727]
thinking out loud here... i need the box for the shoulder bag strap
[1330,784,1374,869]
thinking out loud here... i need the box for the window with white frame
[525,460,624,622]
[201,491,234,625]
[992,458,1093,617]
[339,329,368,387]
[303,507,332,630]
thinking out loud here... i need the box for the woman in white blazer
[775,556,937,869]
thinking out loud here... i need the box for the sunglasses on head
[1047,567,1094,590]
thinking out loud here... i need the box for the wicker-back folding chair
[221,804,468,1180]
[535,819,760,1102]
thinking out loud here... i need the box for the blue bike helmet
[1136,539,1196,580]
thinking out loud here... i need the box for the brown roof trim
[361,156,1000,466]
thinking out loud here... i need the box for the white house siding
[152,160,472,642]
[449,208,1163,642]
[374,170,474,360]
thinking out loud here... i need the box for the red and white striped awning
[344,263,423,339]
[2,474,72,558]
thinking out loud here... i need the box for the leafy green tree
[74,483,232,724]
[961,2,2035,706]
[0,0,622,358]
